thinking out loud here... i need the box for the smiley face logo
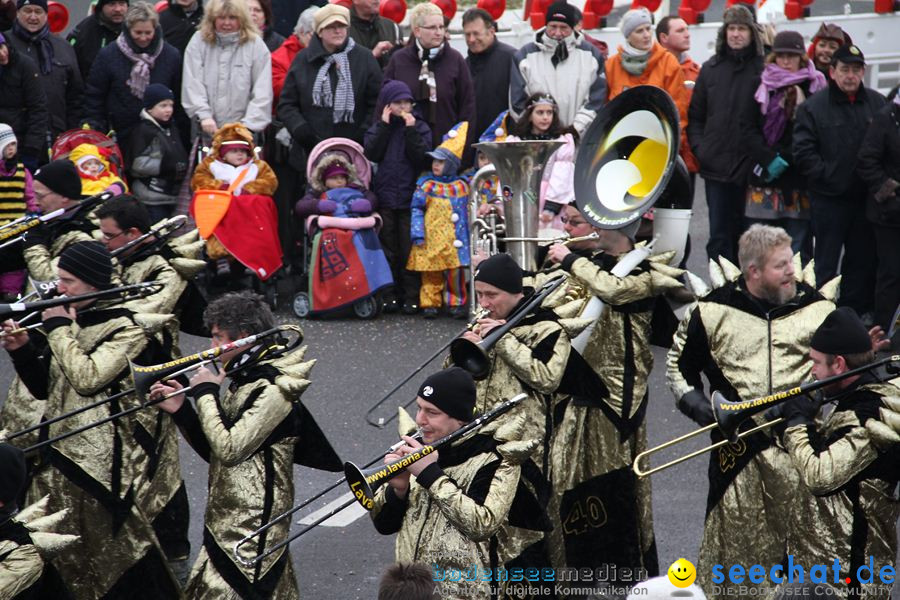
[667,558,696,588]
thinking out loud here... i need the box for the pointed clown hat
[478,111,509,143]
[427,121,469,162]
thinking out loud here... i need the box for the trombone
[233,393,527,568]
[633,354,900,478]
[8,326,302,454]
[0,282,163,322]
[502,232,600,246]
[110,215,188,260]
[0,191,113,249]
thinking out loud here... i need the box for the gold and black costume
[7,303,180,599]
[169,340,341,600]
[666,257,837,597]
[371,414,540,600]
[540,247,682,582]
[782,377,899,599]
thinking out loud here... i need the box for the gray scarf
[313,37,357,124]
[620,41,651,76]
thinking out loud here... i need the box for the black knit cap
[17,0,48,10]
[33,160,83,200]
[0,443,26,505]
[142,83,174,110]
[545,1,577,28]
[417,367,477,422]
[58,241,114,290]
[473,253,523,294]
[96,0,129,10]
[810,307,872,356]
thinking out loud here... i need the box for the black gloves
[676,390,715,427]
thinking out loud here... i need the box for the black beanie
[473,253,523,294]
[17,0,48,10]
[810,307,872,356]
[142,83,174,110]
[0,443,26,505]
[96,0,129,10]
[417,367,477,423]
[545,1,578,28]
[58,241,114,290]
[33,160,83,200]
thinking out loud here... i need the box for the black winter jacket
[3,27,83,141]
[348,6,402,69]
[0,44,48,157]
[687,47,763,184]
[364,117,432,209]
[466,39,517,142]
[857,101,900,227]
[82,32,182,155]
[792,80,886,199]
[129,112,189,200]
[66,14,121,80]
[159,0,203,56]
[277,35,382,170]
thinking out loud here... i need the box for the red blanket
[211,194,283,280]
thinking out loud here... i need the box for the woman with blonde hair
[182,0,273,141]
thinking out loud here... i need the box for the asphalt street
[1,188,897,599]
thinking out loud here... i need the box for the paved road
[1,187,897,599]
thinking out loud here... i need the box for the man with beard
[666,224,838,597]
[67,0,129,80]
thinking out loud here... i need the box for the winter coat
[191,122,278,196]
[66,13,121,80]
[857,101,900,227]
[348,6,402,69]
[510,29,607,136]
[82,31,182,150]
[182,30,273,133]
[277,35,382,166]
[262,28,285,53]
[129,110,189,202]
[3,27,83,141]
[466,39,517,142]
[793,80,886,200]
[0,44,47,158]
[384,42,476,150]
[687,24,764,184]
[364,116,432,210]
[159,0,203,56]
[271,34,304,105]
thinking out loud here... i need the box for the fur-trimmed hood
[308,152,364,194]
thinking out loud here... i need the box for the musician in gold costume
[96,195,206,582]
[370,367,539,600]
[0,241,180,599]
[540,204,684,585]
[772,308,898,599]
[666,224,838,597]
[151,291,341,600]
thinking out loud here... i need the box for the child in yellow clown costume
[407,122,470,319]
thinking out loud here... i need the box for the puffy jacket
[384,42,475,150]
[510,29,606,136]
[159,0,203,56]
[129,110,189,201]
[364,116,432,210]
[3,27,83,141]
[182,30,273,133]
[0,43,47,158]
[66,13,121,80]
[277,35,381,164]
[271,33,303,105]
[82,31,182,151]
[687,23,764,184]
[793,80,886,199]
[466,39,517,142]
[857,102,900,227]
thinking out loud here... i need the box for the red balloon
[874,0,895,11]
[678,4,698,23]
[154,0,169,12]
[380,0,407,23]
[477,0,506,21]
[585,0,614,16]
[631,0,662,12]
[431,0,457,20]
[47,1,69,34]
[689,0,713,12]
[529,0,550,29]
[331,0,353,8]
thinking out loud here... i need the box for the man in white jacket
[510,1,606,135]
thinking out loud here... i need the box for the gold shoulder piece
[647,249,677,265]
[801,258,816,287]
[708,258,726,289]
[717,256,741,282]
[28,532,80,556]
[132,313,177,336]
[557,317,594,339]
[15,496,50,524]
[397,406,417,437]
[686,270,710,298]
[553,298,586,319]
[819,275,841,302]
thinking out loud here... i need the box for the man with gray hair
[666,223,838,597]
[272,5,318,104]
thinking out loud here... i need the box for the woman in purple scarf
[82,1,183,160]
[740,30,826,259]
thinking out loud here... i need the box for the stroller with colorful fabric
[292,138,393,319]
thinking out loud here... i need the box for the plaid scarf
[312,37,357,124]
[417,41,441,123]
[115,28,164,99]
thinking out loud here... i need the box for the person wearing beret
[0,242,181,599]
[539,206,685,579]
[370,367,541,600]
[774,307,898,600]
[666,223,840,597]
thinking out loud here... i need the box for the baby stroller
[51,128,127,179]
[190,129,283,308]
[292,138,392,319]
